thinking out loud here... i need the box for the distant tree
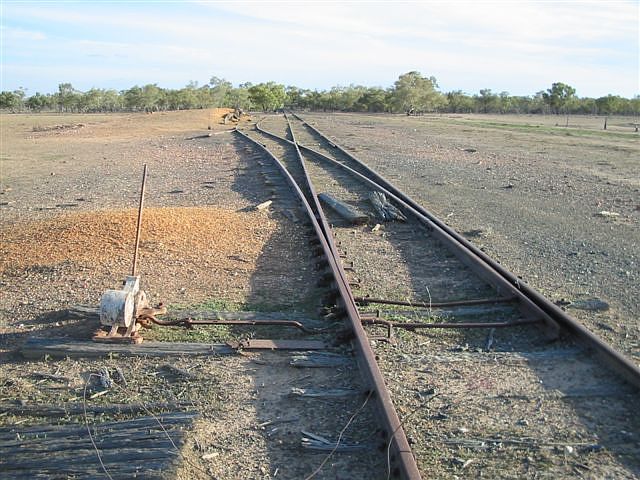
[284,85,306,110]
[165,89,182,110]
[248,82,286,111]
[573,97,597,115]
[498,91,512,113]
[391,71,441,113]
[528,91,549,114]
[475,89,498,113]
[445,90,473,113]
[10,76,640,117]
[25,92,52,111]
[163,81,201,110]
[56,83,79,112]
[630,95,640,117]
[542,82,576,115]
[322,87,341,111]
[101,89,123,112]
[304,90,324,110]
[209,77,233,107]
[340,85,368,111]
[227,85,252,110]
[0,90,25,110]
[595,95,623,116]
[14,88,27,110]
[354,87,389,112]
[510,96,533,114]
[140,84,163,111]
[123,86,144,111]
[78,88,104,112]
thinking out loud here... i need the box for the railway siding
[1,111,637,479]
[251,113,640,478]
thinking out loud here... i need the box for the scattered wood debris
[289,387,359,398]
[290,351,351,368]
[32,123,85,133]
[369,191,407,222]
[222,108,247,125]
[567,298,610,311]
[596,211,620,218]
[301,430,367,452]
[256,200,273,211]
[0,412,198,477]
[318,192,368,224]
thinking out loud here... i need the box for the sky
[1,1,638,98]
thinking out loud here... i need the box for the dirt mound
[0,207,276,273]
[211,107,234,121]
[210,107,251,125]
[32,123,85,133]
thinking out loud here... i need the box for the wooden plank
[226,339,327,350]
[8,468,165,479]
[0,412,198,439]
[256,199,273,210]
[318,192,368,224]
[0,427,183,445]
[1,449,180,471]
[0,401,191,417]
[2,438,180,456]
[0,413,195,476]
[20,337,234,359]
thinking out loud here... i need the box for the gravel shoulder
[0,112,383,479]
[1,111,638,479]
[302,112,639,362]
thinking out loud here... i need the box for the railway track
[233,114,640,479]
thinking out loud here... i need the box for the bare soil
[302,112,640,363]
[1,110,638,479]
[2,111,376,479]
[257,113,640,479]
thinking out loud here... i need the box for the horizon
[1,1,638,98]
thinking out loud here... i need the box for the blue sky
[1,1,638,98]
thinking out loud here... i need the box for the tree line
[1,71,638,116]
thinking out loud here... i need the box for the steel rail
[362,317,541,330]
[233,127,422,480]
[254,120,562,340]
[355,296,516,309]
[283,113,356,304]
[290,114,640,389]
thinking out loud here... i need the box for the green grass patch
[172,297,242,312]
[144,324,232,343]
[443,118,637,140]
[143,293,322,343]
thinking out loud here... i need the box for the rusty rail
[290,113,640,390]
[355,296,516,309]
[255,120,562,339]
[234,126,422,480]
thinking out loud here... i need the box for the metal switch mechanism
[98,276,149,340]
[93,164,166,344]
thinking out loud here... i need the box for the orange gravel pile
[0,207,276,273]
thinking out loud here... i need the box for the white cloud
[1,25,46,41]
[2,1,638,96]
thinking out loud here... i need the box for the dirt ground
[0,110,386,479]
[0,110,638,479]
[257,113,640,479]
[302,112,639,363]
